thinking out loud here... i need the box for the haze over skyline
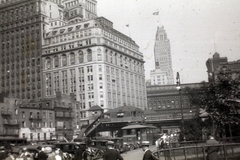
[97,0,240,84]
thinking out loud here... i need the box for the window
[45,57,51,69]
[70,52,75,64]
[99,74,102,80]
[87,49,92,62]
[22,111,25,118]
[54,56,59,67]
[78,50,84,63]
[62,54,67,66]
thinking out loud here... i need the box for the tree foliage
[182,73,240,139]
[201,73,240,131]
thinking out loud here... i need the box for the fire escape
[1,110,19,137]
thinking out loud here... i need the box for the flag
[153,11,159,15]
[126,24,129,27]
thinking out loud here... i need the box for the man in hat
[142,141,158,160]
[103,141,123,160]
[205,134,220,160]
[35,146,48,160]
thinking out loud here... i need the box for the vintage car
[54,142,86,154]
[12,144,55,156]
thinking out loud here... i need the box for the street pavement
[99,145,158,160]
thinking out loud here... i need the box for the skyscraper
[150,26,174,85]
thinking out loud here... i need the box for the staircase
[83,114,103,137]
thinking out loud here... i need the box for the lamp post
[176,72,186,141]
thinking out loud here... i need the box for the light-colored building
[42,16,147,120]
[150,26,174,85]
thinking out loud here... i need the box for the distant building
[214,60,240,80]
[18,91,83,141]
[206,52,240,82]
[150,26,174,85]
[146,83,202,134]
[18,100,56,141]
[206,52,228,82]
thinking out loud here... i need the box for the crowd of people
[0,145,87,160]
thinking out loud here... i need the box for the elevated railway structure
[81,110,195,138]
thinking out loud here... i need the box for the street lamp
[176,72,186,141]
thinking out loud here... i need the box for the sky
[97,0,240,84]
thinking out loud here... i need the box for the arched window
[54,56,59,68]
[153,101,157,110]
[45,57,51,69]
[158,101,161,109]
[115,53,118,65]
[105,49,108,62]
[171,100,175,108]
[87,49,92,62]
[70,52,75,65]
[62,54,67,66]
[78,50,84,63]
[162,101,166,109]
[167,100,171,108]
[148,101,152,110]
[109,51,113,63]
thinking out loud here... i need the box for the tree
[183,117,205,141]
[199,72,240,137]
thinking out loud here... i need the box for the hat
[44,147,52,154]
[141,141,150,146]
[107,141,114,145]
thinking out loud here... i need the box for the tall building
[150,26,174,85]
[42,16,147,117]
[0,0,62,100]
[0,0,98,101]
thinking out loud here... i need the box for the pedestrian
[74,145,82,160]
[205,134,220,160]
[18,148,33,160]
[103,141,123,160]
[44,147,55,160]
[0,146,7,160]
[54,150,61,160]
[141,141,158,160]
[35,146,48,160]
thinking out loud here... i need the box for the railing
[153,143,240,160]
[84,114,103,137]
[1,111,12,116]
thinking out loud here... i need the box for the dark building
[0,96,21,137]
[206,52,228,82]
[146,83,203,134]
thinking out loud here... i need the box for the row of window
[148,99,190,110]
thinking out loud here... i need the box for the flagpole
[126,24,131,37]
[128,26,131,37]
